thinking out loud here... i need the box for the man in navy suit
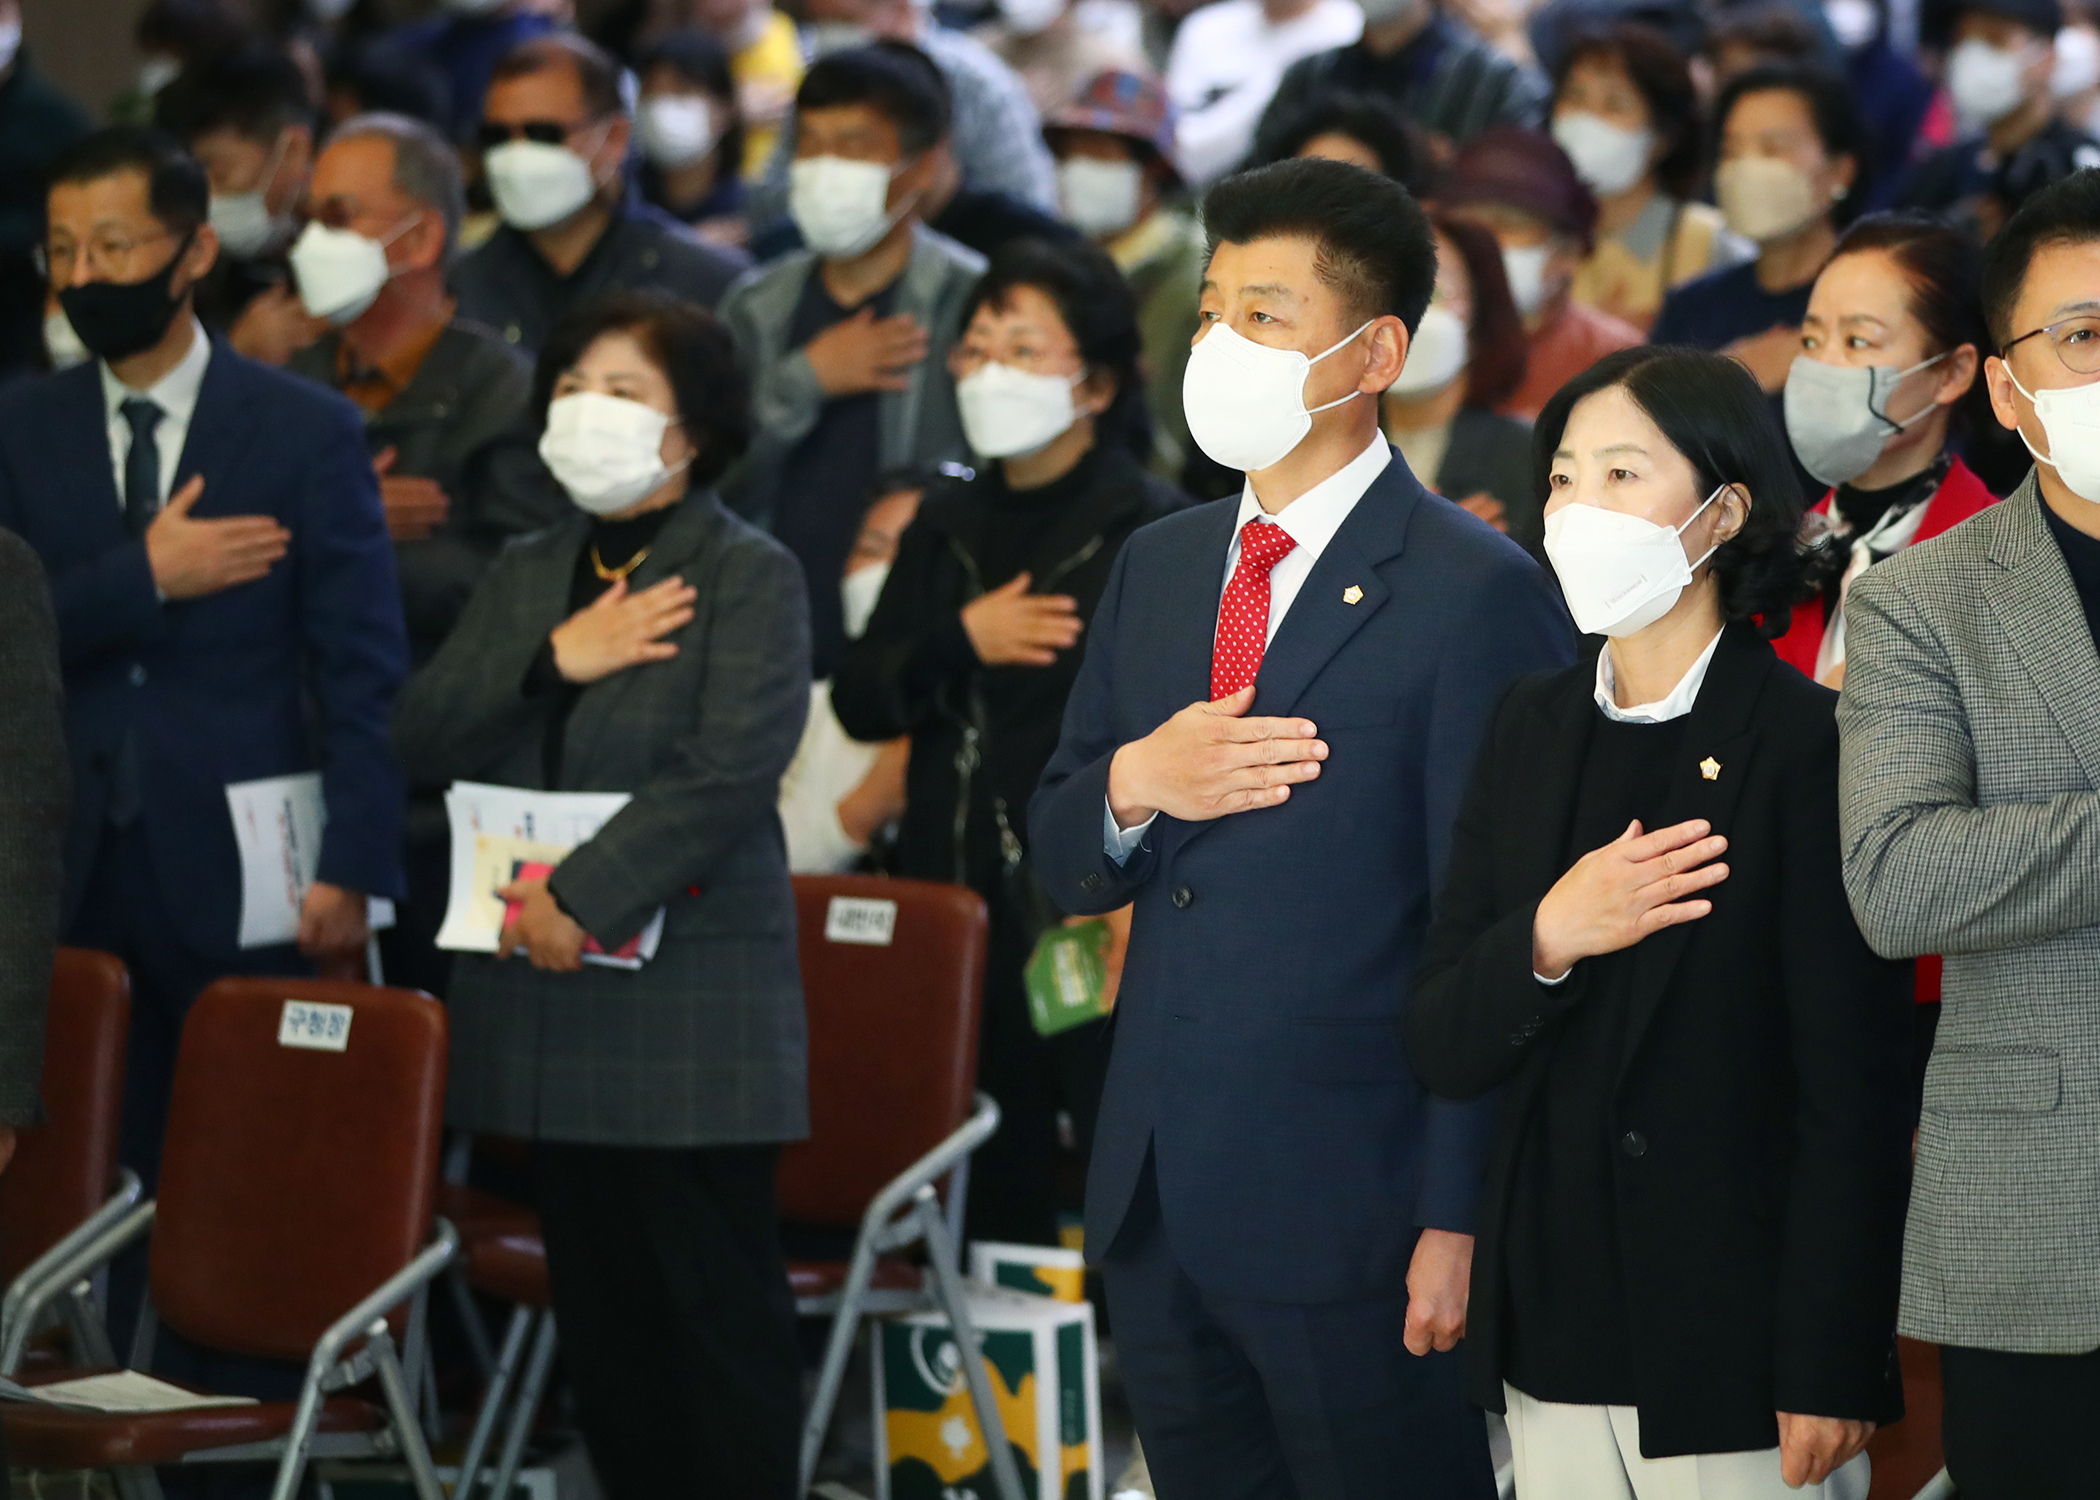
[0,127,407,1198]
[1030,158,1573,1498]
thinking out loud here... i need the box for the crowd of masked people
[3,0,2100,1494]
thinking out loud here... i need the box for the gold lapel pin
[1699,756,1722,782]
[1342,585,1364,605]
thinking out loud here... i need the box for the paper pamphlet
[434,782,664,969]
[225,773,396,950]
[0,1371,257,1413]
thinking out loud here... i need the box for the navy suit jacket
[0,340,408,956]
[1029,454,1573,1304]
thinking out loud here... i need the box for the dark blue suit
[0,341,407,1194]
[1030,455,1572,1498]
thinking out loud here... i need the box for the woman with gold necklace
[392,290,812,1499]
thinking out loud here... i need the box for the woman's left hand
[496,877,589,972]
[1776,1412,1874,1487]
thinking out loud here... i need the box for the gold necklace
[591,544,650,582]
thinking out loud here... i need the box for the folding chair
[0,948,138,1372]
[444,1178,556,1500]
[1,977,457,1500]
[786,874,1023,1500]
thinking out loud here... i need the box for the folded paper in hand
[0,1371,258,1413]
[224,773,396,950]
[434,782,664,969]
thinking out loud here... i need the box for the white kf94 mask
[1181,319,1373,473]
[1543,485,1725,637]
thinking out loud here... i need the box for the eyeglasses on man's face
[2002,313,2100,377]
[37,228,175,283]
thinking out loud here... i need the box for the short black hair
[1200,157,1438,335]
[153,41,314,146]
[1256,90,1428,195]
[135,0,252,64]
[1982,168,2100,349]
[1713,62,1871,224]
[489,33,625,121]
[533,291,752,489]
[324,38,452,130]
[638,29,747,182]
[1533,345,1813,634]
[48,126,210,239]
[796,42,952,156]
[962,236,1152,461]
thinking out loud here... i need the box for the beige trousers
[1503,1385,1872,1500]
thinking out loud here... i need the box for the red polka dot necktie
[1211,519,1299,700]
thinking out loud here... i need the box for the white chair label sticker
[824,896,897,946]
[279,1000,352,1052]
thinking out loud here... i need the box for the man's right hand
[145,476,293,600]
[549,575,698,684]
[805,306,929,395]
[1106,685,1327,827]
[375,446,450,542]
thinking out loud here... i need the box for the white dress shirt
[1165,0,1363,183]
[1538,627,1724,983]
[1106,435,1392,860]
[100,317,211,515]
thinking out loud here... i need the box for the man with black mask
[0,128,408,1291]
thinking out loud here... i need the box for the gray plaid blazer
[391,491,813,1148]
[1838,471,2100,1353]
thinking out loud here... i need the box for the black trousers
[1102,1154,1497,1500]
[964,908,1111,1247]
[534,1141,802,1500]
[1939,1341,2100,1499]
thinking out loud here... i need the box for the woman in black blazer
[1408,347,1913,1499]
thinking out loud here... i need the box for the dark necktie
[120,397,165,537]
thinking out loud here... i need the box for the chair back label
[277,1000,352,1053]
[824,896,898,947]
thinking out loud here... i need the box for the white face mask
[639,96,717,168]
[539,391,692,516]
[209,132,294,260]
[485,137,603,231]
[1824,0,1878,49]
[1783,352,1948,486]
[958,361,1081,458]
[1715,156,1826,243]
[1057,156,1143,237]
[1550,111,1654,198]
[790,154,908,259]
[289,218,413,325]
[1387,302,1468,398]
[1947,38,2031,126]
[998,0,1068,34]
[803,21,875,55]
[841,559,891,639]
[1500,243,1552,317]
[1544,485,1725,637]
[43,305,89,370]
[2056,25,2100,98]
[2005,363,2100,503]
[1182,318,1373,473]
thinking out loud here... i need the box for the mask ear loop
[1304,319,1378,415]
[1676,482,1730,574]
[1870,348,1955,434]
[2001,361,2063,471]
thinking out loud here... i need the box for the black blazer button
[1080,873,1105,893]
[1171,885,1193,909]
[1620,1130,1649,1158]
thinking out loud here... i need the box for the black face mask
[58,231,194,361]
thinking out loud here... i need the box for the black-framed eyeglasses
[477,120,577,151]
[2002,313,2100,376]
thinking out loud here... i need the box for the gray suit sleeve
[1838,568,2100,956]
[550,541,813,944]
[0,533,65,1125]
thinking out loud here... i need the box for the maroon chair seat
[8,1367,382,1469]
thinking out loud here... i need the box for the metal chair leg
[799,1251,880,1492]
[486,1312,558,1500]
[448,1265,496,1382]
[454,1304,535,1499]
[916,1188,1027,1500]
[371,1325,447,1500]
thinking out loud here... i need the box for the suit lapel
[1984,483,2100,791]
[559,493,725,783]
[1615,626,1768,1083]
[175,341,261,503]
[53,365,124,540]
[1517,648,1602,904]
